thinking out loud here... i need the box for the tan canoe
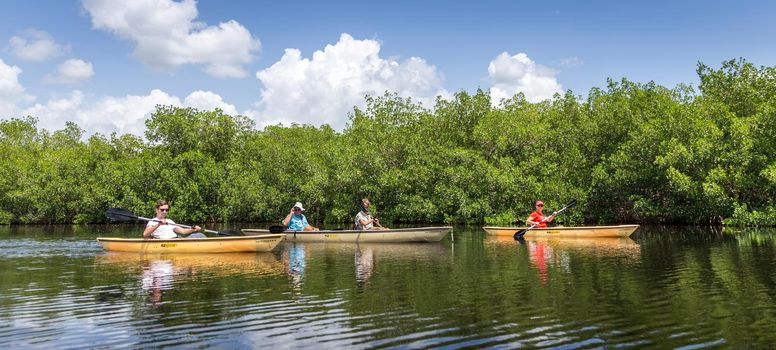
[96,234,285,253]
[242,227,452,243]
[482,224,639,238]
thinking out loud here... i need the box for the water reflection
[142,259,175,306]
[277,242,451,289]
[355,246,374,287]
[486,235,640,257]
[485,235,641,284]
[724,227,776,245]
[96,252,285,306]
[8,225,776,348]
[282,243,307,288]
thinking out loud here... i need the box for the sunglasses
[158,208,169,212]
[536,204,544,207]
[293,207,301,211]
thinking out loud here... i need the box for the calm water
[1,225,775,349]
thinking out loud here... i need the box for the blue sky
[1,0,775,135]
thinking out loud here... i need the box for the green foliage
[1,59,776,226]
[724,203,776,227]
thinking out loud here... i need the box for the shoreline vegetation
[1,59,775,227]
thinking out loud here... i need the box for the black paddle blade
[513,229,528,240]
[564,199,577,209]
[269,225,287,233]
[105,208,138,221]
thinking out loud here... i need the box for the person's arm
[546,212,558,222]
[173,225,202,235]
[282,208,293,226]
[359,216,373,225]
[143,221,161,238]
[302,216,319,231]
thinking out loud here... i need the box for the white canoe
[482,225,639,238]
[96,234,285,253]
[242,227,452,243]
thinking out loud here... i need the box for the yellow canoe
[96,234,285,253]
[242,227,452,243]
[482,225,639,238]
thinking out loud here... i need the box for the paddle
[269,225,287,233]
[105,208,242,236]
[513,199,577,240]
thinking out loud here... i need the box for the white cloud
[0,59,35,117]
[46,59,95,84]
[20,90,87,131]
[6,29,67,62]
[184,90,238,115]
[20,89,239,136]
[82,0,260,78]
[488,52,563,104]
[23,89,181,135]
[250,33,449,130]
[555,56,583,68]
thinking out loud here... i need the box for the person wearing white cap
[525,200,557,228]
[282,202,319,231]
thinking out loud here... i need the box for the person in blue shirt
[282,202,319,231]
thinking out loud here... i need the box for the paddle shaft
[105,208,241,236]
[137,215,218,235]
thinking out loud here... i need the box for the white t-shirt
[355,211,373,230]
[146,219,178,239]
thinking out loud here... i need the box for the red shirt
[529,210,548,228]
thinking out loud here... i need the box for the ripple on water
[0,239,102,258]
[3,227,776,348]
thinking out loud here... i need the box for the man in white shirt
[142,200,205,239]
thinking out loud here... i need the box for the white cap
[293,202,305,211]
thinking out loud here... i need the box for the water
[1,225,775,348]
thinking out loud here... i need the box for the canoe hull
[482,225,639,238]
[242,227,452,243]
[96,234,285,253]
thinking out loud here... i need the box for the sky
[1,0,775,136]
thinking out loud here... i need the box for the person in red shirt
[526,200,557,228]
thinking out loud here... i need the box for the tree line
[1,59,774,226]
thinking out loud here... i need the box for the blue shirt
[287,214,309,230]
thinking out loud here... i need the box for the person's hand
[193,225,201,231]
[290,207,295,214]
